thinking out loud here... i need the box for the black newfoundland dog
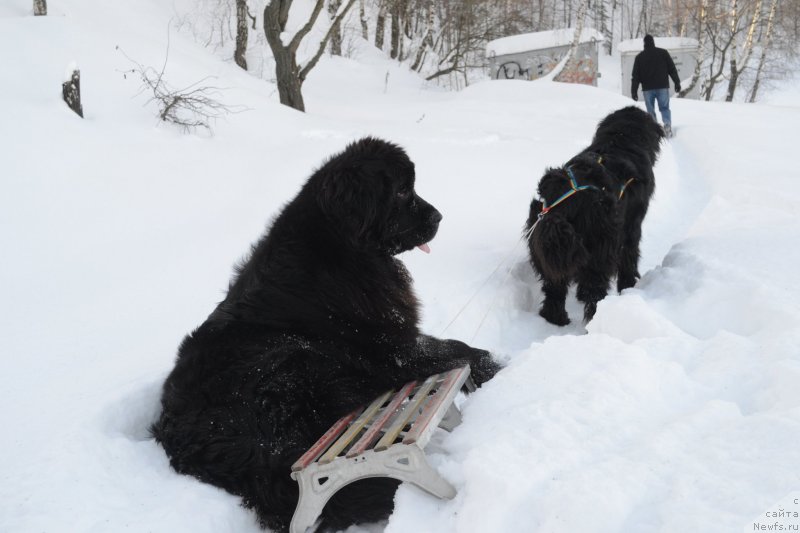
[152,137,500,532]
[525,106,664,326]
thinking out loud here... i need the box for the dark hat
[644,34,655,47]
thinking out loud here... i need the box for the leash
[538,166,599,217]
[437,227,533,338]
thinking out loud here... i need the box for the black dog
[151,137,500,532]
[525,106,664,326]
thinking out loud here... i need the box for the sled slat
[291,409,359,472]
[319,390,393,465]
[374,374,438,452]
[346,380,417,458]
[403,366,470,448]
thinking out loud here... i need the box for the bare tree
[359,0,369,40]
[375,1,387,49]
[701,1,736,100]
[679,0,709,97]
[263,0,358,111]
[234,0,249,69]
[328,0,344,55]
[176,0,797,101]
[554,0,590,83]
[410,1,435,72]
[747,0,778,102]
[33,0,46,16]
[390,0,402,59]
[595,0,613,54]
[725,0,762,101]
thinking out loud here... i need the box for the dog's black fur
[525,106,664,326]
[151,137,501,532]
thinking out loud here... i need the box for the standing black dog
[152,137,500,532]
[525,106,664,326]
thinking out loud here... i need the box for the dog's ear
[316,162,383,243]
[312,137,414,246]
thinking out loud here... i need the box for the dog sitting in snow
[151,137,500,532]
[525,106,664,326]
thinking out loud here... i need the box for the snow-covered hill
[2,1,800,532]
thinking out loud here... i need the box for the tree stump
[33,0,47,16]
[62,69,84,118]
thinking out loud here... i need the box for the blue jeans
[643,88,671,127]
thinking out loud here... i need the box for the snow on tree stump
[289,365,475,533]
[62,66,83,118]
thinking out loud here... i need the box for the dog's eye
[397,188,412,200]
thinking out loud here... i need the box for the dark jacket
[631,44,680,94]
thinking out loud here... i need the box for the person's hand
[632,93,638,101]
[675,83,681,93]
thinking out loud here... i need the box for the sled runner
[289,365,474,533]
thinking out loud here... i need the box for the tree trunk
[390,3,401,59]
[410,2,434,72]
[600,0,612,54]
[33,0,46,16]
[272,44,305,111]
[62,69,83,118]
[328,0,343,56]
[359,0,368,40]
[637,0,647,36]
[725,0,762,102]
[679,0,708,98]
[234,0,249,70]
[748,0,778,102]
[264,0,306,112]
[703,42,729,101]
[375,4,386,50]
[725,57,739,101]
[554,0,589,83]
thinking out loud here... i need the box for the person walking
[631,34,681,137]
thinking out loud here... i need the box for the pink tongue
[417,243,431,254]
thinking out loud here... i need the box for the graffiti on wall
[496,61,531,80]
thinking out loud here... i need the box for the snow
[618,37,700,53]
[486,28,605,57]
[2,1,800,532]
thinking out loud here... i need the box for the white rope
[438,220,540,338]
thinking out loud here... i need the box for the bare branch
[117,45,247,133]
[288,0,326,54]
[298,0,358,81]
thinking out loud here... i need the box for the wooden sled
[289,365,475,533]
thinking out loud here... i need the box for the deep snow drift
[2,1,800,532]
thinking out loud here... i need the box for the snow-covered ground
[2,1,800,532]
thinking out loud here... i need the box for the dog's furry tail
[530,213,589,282]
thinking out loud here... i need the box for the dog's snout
[415,194,442,226]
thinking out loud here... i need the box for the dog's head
[312,137,442,255]
[593,106,665,165]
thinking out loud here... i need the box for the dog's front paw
[583,300,598,322]
[540,306,570,327]
[617,275,638,292]
[468,349,501,386]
